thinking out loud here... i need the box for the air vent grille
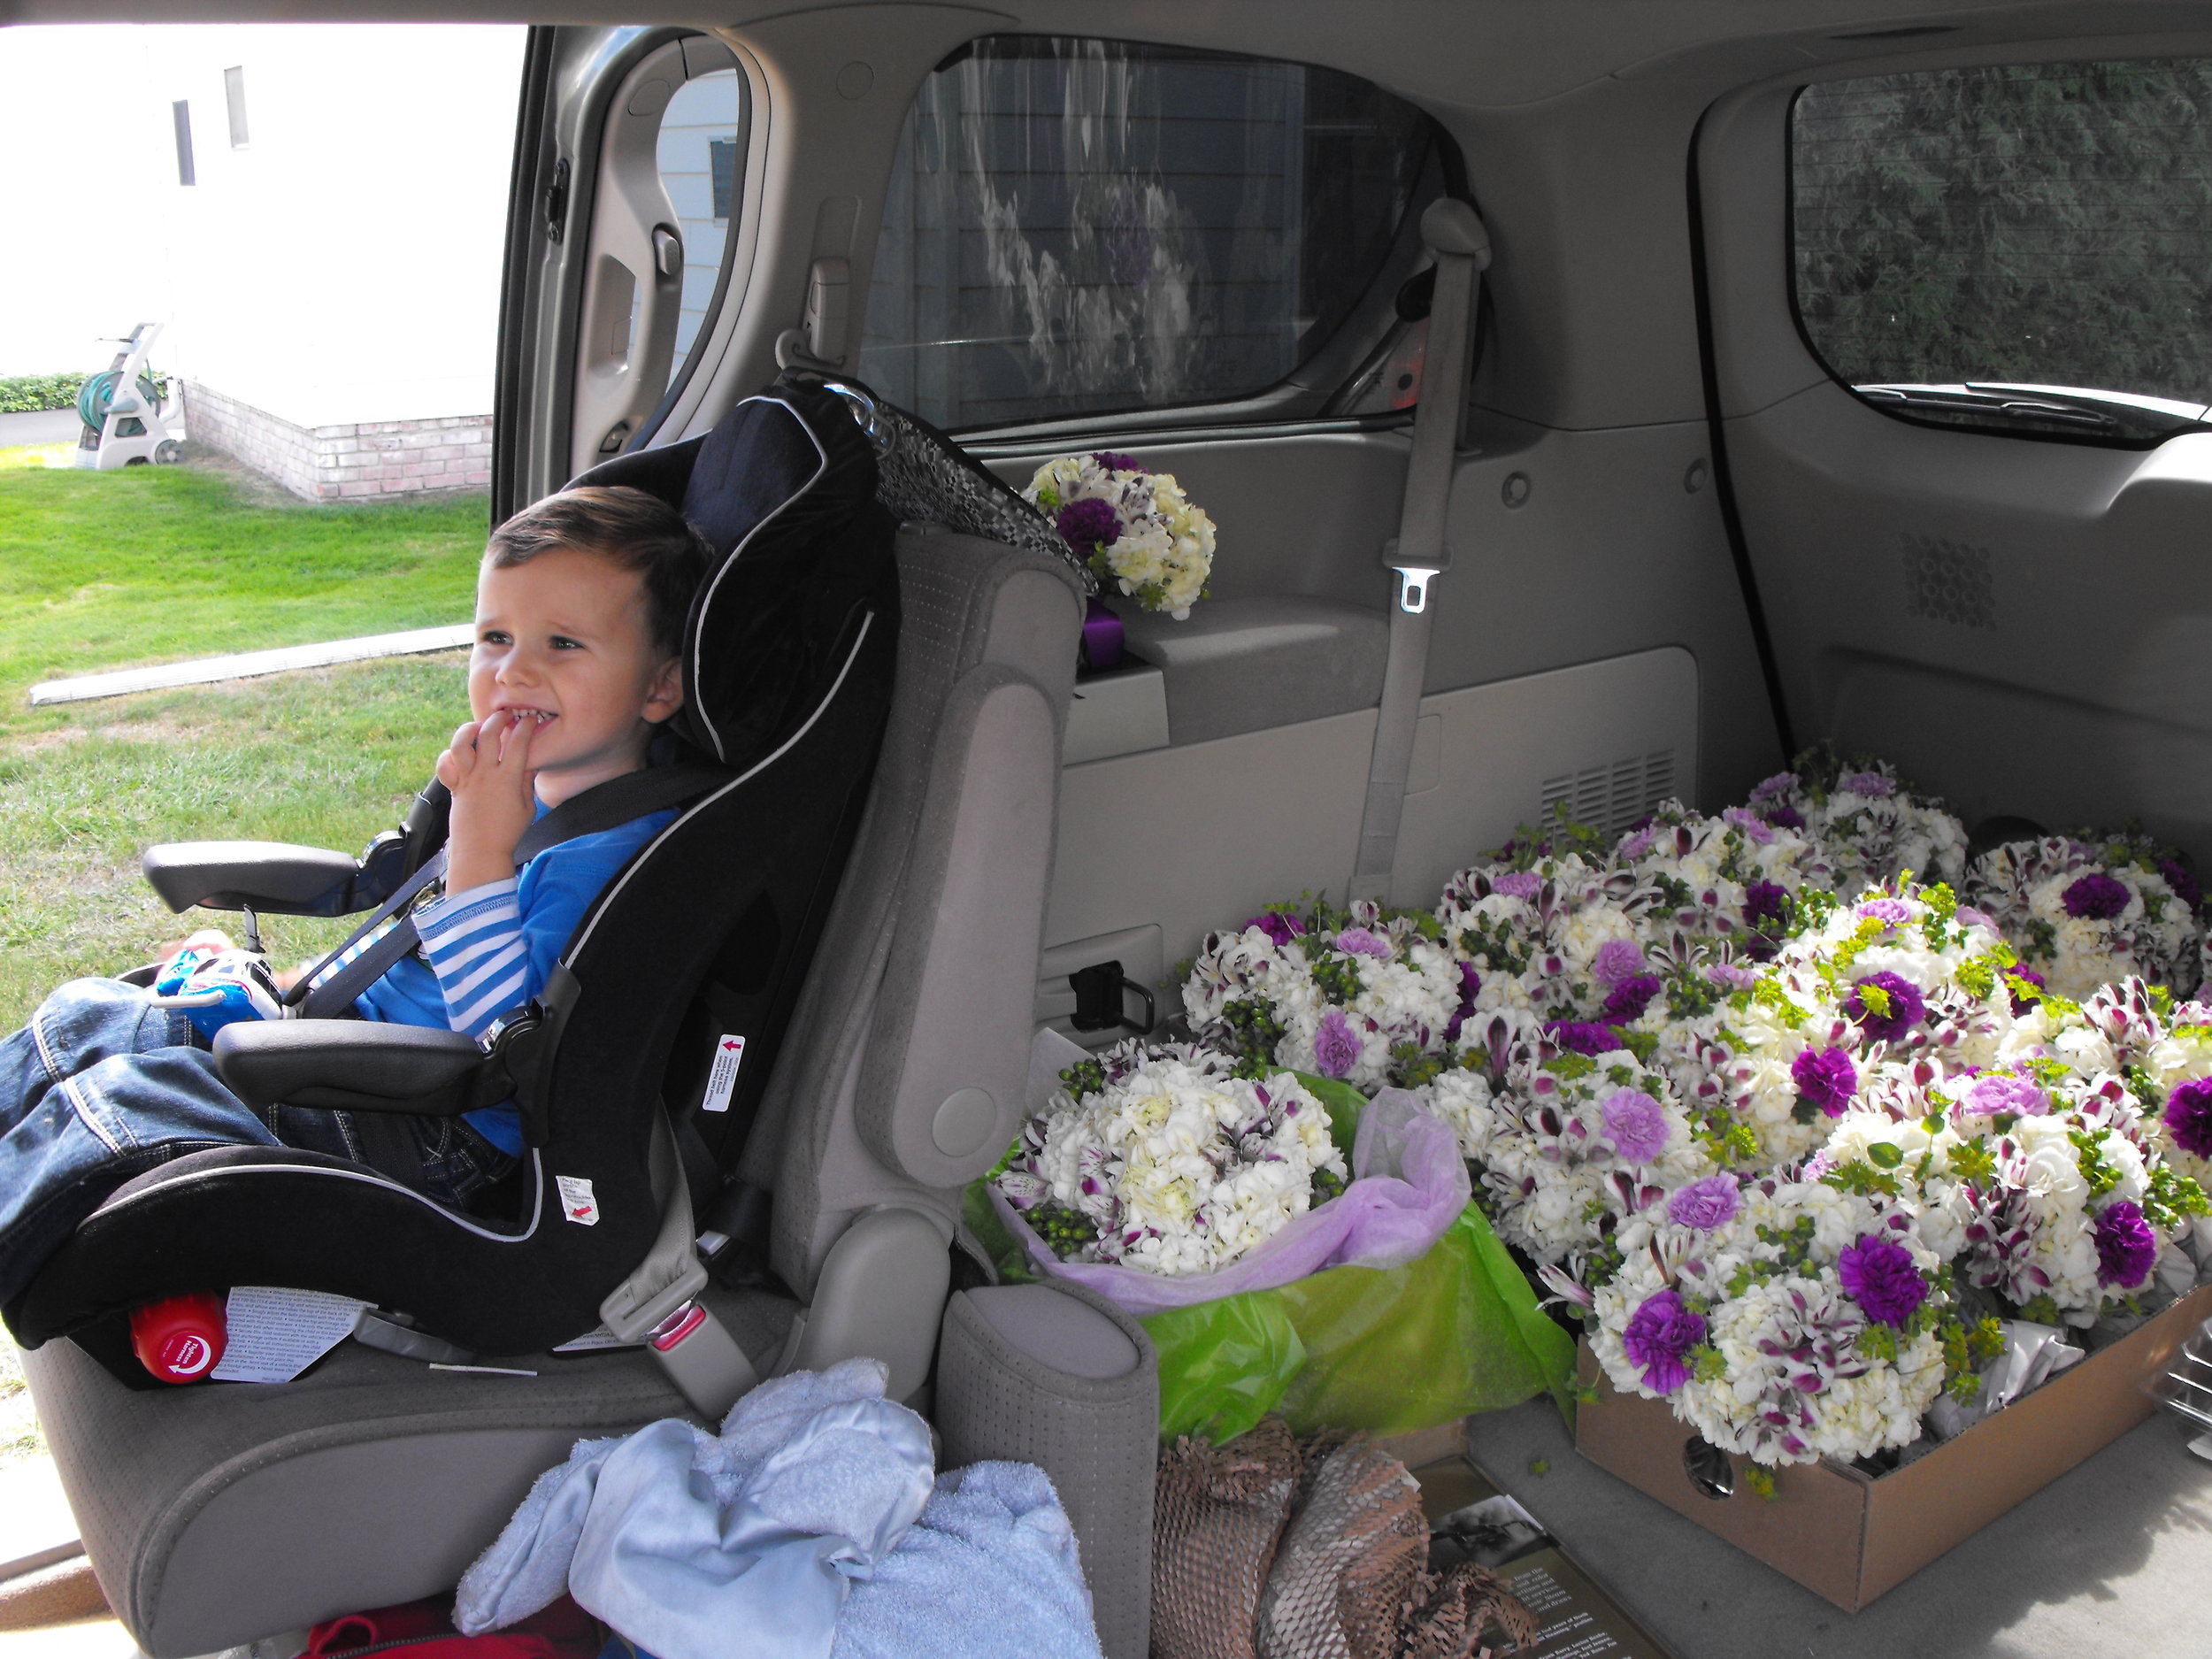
[1540,751,1676,838]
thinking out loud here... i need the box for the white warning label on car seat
[556,1175,600,1226]
[702,1033,747,1113]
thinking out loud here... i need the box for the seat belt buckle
[1394,565,1441,615]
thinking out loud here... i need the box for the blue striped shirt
[352,803,678,1151]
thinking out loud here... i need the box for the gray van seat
[24,522,1161,1657]
[20,1299,784,1658]
[751,526,1084,1296]
[1118,593,1387,746]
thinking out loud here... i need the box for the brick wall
[182,381,492,502]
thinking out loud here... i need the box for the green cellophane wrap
[964,1176,1576,1443]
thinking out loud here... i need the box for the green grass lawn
[0,442,494,1468]
[0,443,487,1025]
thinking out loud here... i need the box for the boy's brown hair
[486,486,711,658]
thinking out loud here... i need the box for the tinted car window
[860,35,1435,431]
[1793,60,2212,441]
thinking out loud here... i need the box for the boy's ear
[641,654,685,725]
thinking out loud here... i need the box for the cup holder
[1683,1434,1736,1500]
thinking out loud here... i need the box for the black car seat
[8,379,1158,1658]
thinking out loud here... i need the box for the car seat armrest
[213,1022,486,1115]
[144,841,368,916]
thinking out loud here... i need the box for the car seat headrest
[573,378,887,770]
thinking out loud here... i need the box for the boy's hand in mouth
[439,708,541,894]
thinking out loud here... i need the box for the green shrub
[0,373,88,416]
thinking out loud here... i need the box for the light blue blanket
[455,1357,1101,1659]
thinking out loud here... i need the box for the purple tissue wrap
[990,1087,1471,1316]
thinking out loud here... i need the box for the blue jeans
[0,978,514,1307]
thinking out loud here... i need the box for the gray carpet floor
[1463,1400,2212,1659]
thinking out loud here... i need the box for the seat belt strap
[1349,198,1491,906]
[289,764,731,1018]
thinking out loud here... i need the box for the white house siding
[0,24,522,497]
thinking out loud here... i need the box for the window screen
[860,36,1434,431]
[1793,61,2212,438]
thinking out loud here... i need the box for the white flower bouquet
[991,1044,1348,1278]
[1181,897,1461,1093]
[1747,752,1969,895]
[1577,1174,1966,1470]
[1023,451,1216,619]
[984,1036,1472,1319]
[1425,1013,1714,1263]
[1963,832,2206,1000]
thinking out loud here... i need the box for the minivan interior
[4,3,2211,1656]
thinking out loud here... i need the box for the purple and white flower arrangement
[1962,833,2204,1000]
[1423,1011,1714,1261]
[1751,752,1969,897]
[1155,749,2212,1459]
[1023,452,1216,619]
[991,1045,1346,1277]
[1583,1175,1958,1467]
[1181,896,1458,1093]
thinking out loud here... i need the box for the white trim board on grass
[28,624,473,707]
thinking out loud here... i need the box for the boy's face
[468,547,682,801]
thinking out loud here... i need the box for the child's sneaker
[152,946,282,1039]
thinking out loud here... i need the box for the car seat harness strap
[288,764,731,1019]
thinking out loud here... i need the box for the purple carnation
[1847,972,1926,1044]
[1621,1291,1705,1394]
[2158,857,2203,915]
[1245,910,1304,948]
[1743,879,1790,932]
[1791,1046,1858,1117]
[1592,939,1647,987]
[1091,450,1141,473]
[1547,1020,1622,1057]
[1601,974,1662,1025]
[1334,926,1391,960]
[1763,803,1808,832]
[1748,772,1797,805]
[2062,872,2131,921]
[2093,1200,2159,1289]
[1839,770,1895,798]
[1618,826,1656,861]
[1837,1235,1927,1327]
[1446,962,1483,1042]
[2166,1078,2212,1160]
[1601,1088,1670,1164]
[1311,1010,1361,1079]
[1493,870,1542,900]
[1959,1072,2050,1118]
[1667,1173,1741,1232]
[1855,897,1913,926]
[1055,495,1120,557]
[2006,964,2047,1016]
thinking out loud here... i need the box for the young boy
[0,486,710,1307]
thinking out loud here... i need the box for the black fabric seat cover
[4,379,898,1365]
